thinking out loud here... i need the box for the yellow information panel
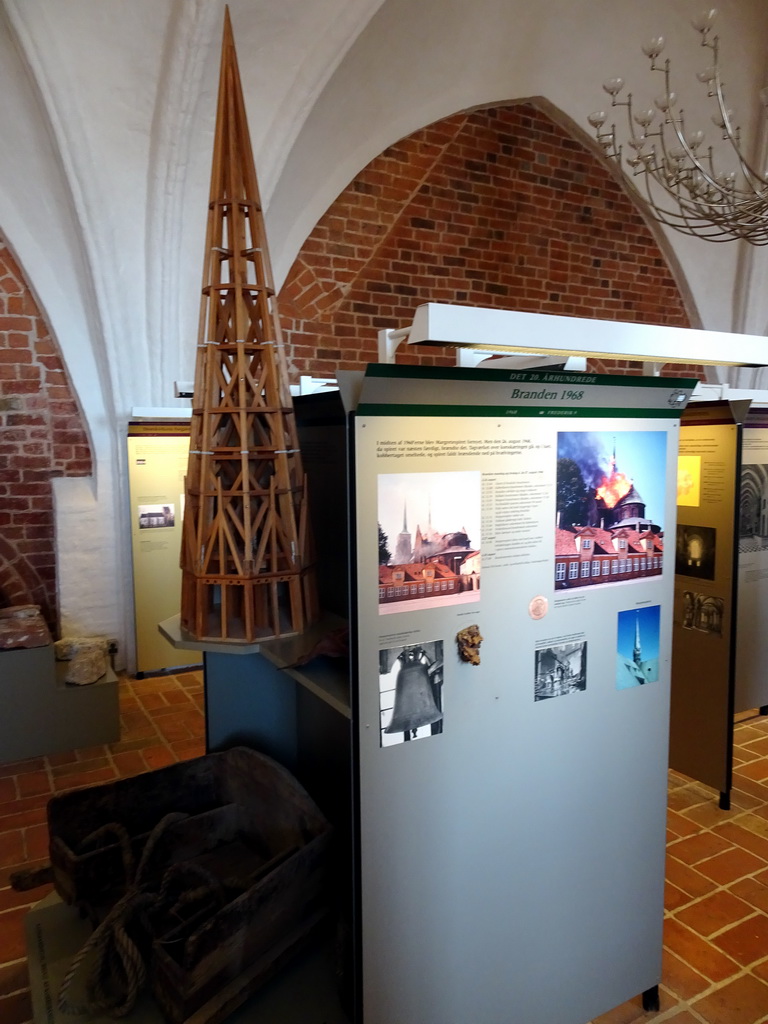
[127,425,201,674]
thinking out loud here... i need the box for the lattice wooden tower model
[180,9,316,643]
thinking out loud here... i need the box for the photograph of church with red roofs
[555,431,667,590]
[378,470,481,613]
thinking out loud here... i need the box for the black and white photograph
[137,503,175,529]
[682,591,724,636]
[740,463,768,552]
[675,524,716,580]
[534,641,587,701]
[379,640,444,747]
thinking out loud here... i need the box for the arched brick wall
[0,241,92,631]
[278,103,702,379]
[0,537,49,613]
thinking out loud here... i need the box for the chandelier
[588,8,768,244]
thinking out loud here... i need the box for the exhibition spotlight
[588,8,768,244]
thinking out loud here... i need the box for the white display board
[736,412,768,713]
[352,364,693,1024]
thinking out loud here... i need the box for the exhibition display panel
[736,406,768,714]
[669,403,743,807]
[30,363,698,1024]
[352,364,693,1024]
[127,423,201,675]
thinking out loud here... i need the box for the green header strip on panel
[357,404,684,418]
[128,421,190,436]
[365,363,699,391]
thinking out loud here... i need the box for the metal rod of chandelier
[588,8,768,244]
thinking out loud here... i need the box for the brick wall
[0,241,92,631]
[0,103,700,633]
[278,103,700,378]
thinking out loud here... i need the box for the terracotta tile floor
[586,712,768,1024]
[3,680,768,1023]
[0,669,205,1024]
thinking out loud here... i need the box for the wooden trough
[47,747,332,1022]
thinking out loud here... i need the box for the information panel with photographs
[735,408,768,713]
[353,364,693,1024]
[671,403,742,801]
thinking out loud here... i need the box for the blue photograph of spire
[616,605,661,689]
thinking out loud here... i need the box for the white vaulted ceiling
[0,0,384,418]
[2,0,768,423]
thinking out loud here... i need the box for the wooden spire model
[180,9,316,643]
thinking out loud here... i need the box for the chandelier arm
[718,113,768,199]
[608,90,647,159]
[633,156,719,232]
[634,148,759,238]
[589,12,768,244]
[663,110,712,184]
[654,116,727,211]
[629,152,768,241]
[617,90,638,145]
[640,151,767,235]
[705,146,717,180]
[624,93,643,149]
[651,59,767,221]
[651,62,732,201]
[734,163,768,198]
[709,38,768,198]
[638,198,735,239]
[658,58,734,200]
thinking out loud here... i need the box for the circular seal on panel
[528,596,548,620]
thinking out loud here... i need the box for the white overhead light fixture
[588,8,768,244]
[379,303,768,368]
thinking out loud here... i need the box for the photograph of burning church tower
[555,431,667,590]
[378,471,481,612]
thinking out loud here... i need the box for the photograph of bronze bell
[383,645,443,738]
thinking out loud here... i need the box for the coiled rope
[58,812,190,1017]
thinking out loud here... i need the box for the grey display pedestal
[159,616,353,857]
[0,644,119,762]
[157,613,350,763]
